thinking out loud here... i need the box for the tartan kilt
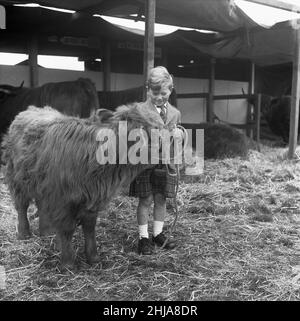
[129,165,178,198]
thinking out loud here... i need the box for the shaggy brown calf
[2,104,164,269]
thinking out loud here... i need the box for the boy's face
[148,85,172,107]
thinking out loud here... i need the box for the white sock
[138,224,149,239]
[153,221,164,237]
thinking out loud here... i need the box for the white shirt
[155,102,168,114]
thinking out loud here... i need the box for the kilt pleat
[129,165,177,198]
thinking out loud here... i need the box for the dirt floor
[0,144,299,301]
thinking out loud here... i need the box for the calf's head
[96,103,165,166]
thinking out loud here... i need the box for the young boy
[129,66,182,255]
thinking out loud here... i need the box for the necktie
[159,106,167,123]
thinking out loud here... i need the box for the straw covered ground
[0,144,299,301]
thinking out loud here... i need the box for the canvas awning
[0,2,298,67]
[166,21,297,66]
[0,0,261,32]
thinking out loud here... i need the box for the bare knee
[137,195,153,225]
[138,195,153,208]
[154,193,166,207]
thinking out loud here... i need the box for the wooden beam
[0,5,6,29]
[28,35,38,88]
[177,93,253,100]
[177,93,209,99]
[288,28,300,159]
[214,94,253,100]
[249,62,255,96]
[181,123,256,130]
[207,57,216,122]
[254,93,261,144]
[143,0,156,99]
[244,0,300,13]
[247,61,255,137]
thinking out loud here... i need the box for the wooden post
[254,93,261,145]
[288,28,300,159]
[0,5,6,29]
[28,35,38,88]
[143,0,156,100]
[207,57,216,122]
[247,62,255,137]
[103,41,111,92]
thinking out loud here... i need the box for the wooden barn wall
[0,64,249,124]
[175,78,248,124]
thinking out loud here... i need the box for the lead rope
[159,163,180,250]
[153,125,188,251]
[159,126,188,250]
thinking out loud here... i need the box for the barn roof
[0,0,299,66]
[0,0,261,32]
[170,21,297,66]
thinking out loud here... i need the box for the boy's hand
[172,126,184,139]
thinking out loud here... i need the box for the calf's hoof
[60,259,76,272]
[40,227,55,237]
[17,230,32,240]
[87,254,101,265]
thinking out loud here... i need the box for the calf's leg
[81,213,100,264]
[53,207,77,269]
[14,195,31,239]
[56,225,76,269]
[39,215,55,237]
[36,200,55,236]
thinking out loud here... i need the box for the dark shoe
[138,237,153,255]
[152,232,176,250]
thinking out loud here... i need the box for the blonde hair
[146,66,173,91]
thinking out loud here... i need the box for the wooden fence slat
[288,28,300,159]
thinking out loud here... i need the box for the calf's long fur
[2,104,163,268]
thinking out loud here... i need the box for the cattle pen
[1,0,300,305]
[0,144,299,301]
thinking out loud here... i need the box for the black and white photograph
[0,0,299,306]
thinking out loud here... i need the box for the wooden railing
[178,93,262,144]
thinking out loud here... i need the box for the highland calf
[2,104,165,269]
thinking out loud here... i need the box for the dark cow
[2,104,165,269]
[0,78,99,154]
[202,123,249,159]
[262,96,296,143]
[249,94,297,143]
